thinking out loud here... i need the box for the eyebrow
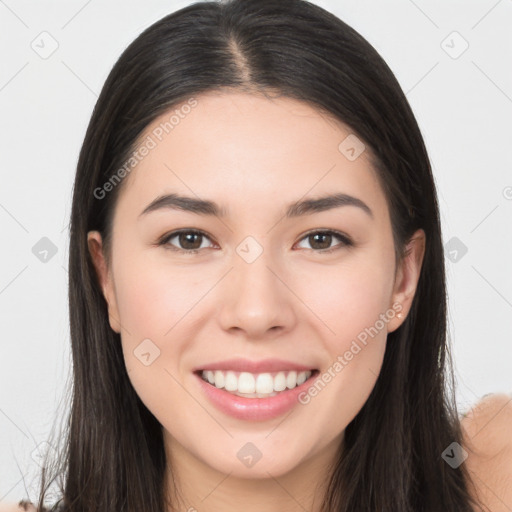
[138,192,373,220]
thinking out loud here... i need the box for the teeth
[201,369,313,396]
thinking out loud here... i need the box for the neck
[163,432,343,512]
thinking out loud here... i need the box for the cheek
[113,253,203,341]
[112,251,223,408]
[294,262,392,442]
[290,252,394,412]
[112,256,201,423]
[293,252,395,342]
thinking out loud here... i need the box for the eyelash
[157,229,353,254]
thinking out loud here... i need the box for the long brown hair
[30,0,483,510]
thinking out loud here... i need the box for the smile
[199,369,314,397]
[194,369,320,421]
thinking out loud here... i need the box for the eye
[295,230,353,253]
[158,229,216,254]
[157,228,353,254]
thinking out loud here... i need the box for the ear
[387,229,426,333]
[87,231,121,333]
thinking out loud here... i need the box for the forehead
[115,90,386,221]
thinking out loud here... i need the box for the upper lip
[194,358,317,374]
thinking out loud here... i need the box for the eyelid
[157,228,353,253]
[157,229,217,253]
[294,229,353,252]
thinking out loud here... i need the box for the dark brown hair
[27,0,484,510]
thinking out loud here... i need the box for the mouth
[194,369,320,399]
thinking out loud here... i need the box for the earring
[397,312,403,319]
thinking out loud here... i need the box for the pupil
[180,233,201,249]
[312,233,331,249]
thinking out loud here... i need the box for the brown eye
[177,232,203,250]
[159,230,214,253]
[296,230,353,252]
[309,232,332,250]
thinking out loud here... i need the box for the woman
[5,0,511,510]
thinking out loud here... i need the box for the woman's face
[88,90,424,480]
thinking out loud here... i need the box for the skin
[88,90,425,512]
[461,393,512,510]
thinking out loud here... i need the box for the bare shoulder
[0,502,36,512]
[461,393,512,511]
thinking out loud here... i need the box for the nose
[217,246,297,340]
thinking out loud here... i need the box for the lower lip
[194,371,319,421]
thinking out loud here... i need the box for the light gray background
[1,0,511,503]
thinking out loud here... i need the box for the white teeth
[274,372,287,392]
[213,370,224,388]
[225,371,237,391]
[297,371,307,386]
[201,369,313,396]
[255,373,274,394]
[238,372,255,393]
[286,371,297,389]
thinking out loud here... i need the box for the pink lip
[193,358,316,374]
[194,369,319,422]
